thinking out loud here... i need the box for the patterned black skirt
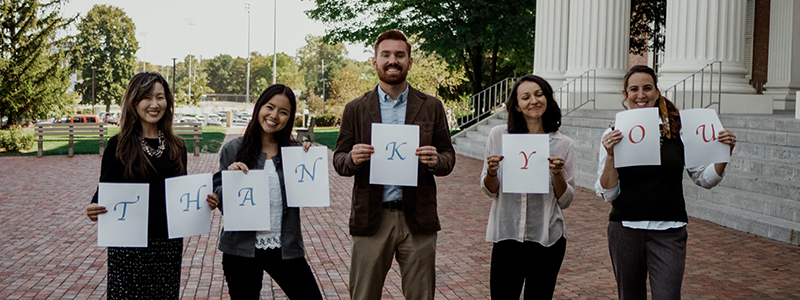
[107,237,183,299]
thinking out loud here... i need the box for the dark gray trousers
[607,221,687,300]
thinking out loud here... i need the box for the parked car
[205,114,223,126]
[101,112,121,125]
[231,117,250,126]
[56,115,101,123]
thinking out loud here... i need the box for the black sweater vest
[609,138,689,222]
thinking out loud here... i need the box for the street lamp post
[245,3,251,103]
[91,66,96,108]
[185,18,194,101]
[172,58,177,95]
[320,59,326,114]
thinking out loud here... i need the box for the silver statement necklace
[141,130,165,158]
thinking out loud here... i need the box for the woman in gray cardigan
[211,84,322,300]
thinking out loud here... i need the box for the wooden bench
[295,116,316,142]
[173,122,203,156]
[35,123,107,158]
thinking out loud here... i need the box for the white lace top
[255,160,283,249]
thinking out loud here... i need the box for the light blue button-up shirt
[377,84,409,202]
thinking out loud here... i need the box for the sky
[59,0,374,67]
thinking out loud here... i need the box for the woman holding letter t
[85,72,219,299]
[209,84,321,299]
[481,74,576,299]
[595,65,737,300]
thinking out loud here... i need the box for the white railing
[662,61,722,113]
[554,69,596,116]
[454,77,516,129]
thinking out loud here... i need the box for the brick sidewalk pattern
[2,135,800,299]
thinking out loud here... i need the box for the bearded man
[332,29,456,300]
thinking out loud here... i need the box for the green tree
[71,4,138,112]
[407,47,466,100]
[252,52,306,95]
[0,0,76,126]
[328,61,375,115]
[173,54,213,104]
[204,54,241,94]
[630,0,666,69]
[306,0,536,94]
[296,35,350,101]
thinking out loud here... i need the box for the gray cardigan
[213,137,305,259]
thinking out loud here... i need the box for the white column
[659,0,755,94]
[563,0,630,94]
[764,0,800,110]
[533,0,570,88]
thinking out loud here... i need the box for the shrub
[0,127,34,152]
[314,113,339,127]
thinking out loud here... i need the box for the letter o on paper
[629,125,645,144]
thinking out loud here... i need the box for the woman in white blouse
[596,65,736,300]
[481,74,576,299]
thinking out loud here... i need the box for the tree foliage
[306,0,536,95]
[296,35,350,101]
[630,0,666,57]
[70,4,138,111]
[172,54,213,104]
[0,0,76,126]
[328,61,375,115]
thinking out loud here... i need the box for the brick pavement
[2,136,800,299]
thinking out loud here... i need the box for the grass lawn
[5,126,227,156]
[313,127,340,150]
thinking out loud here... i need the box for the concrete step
[728,155,800,182]
[715,170,800,201]
[453,143,483,161]
[562,116,615,129]
[685,196,800,246]
[684,183,800,223]
[720,115,800,134]
[730,142,800,164]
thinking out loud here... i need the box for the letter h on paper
[180,185,206,212]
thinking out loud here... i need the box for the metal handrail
[554,69,596,116]
[662,61,722,113]
[454,77,517,129]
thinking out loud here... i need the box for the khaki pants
[349,208,437,300]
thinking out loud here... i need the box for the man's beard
[377,64,408,85]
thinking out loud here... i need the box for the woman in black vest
[595,65,737,300]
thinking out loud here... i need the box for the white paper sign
[614,107,661,168]
[165,174,213,238]
[221,170,271,231]
[97,183,150,247]
[370,123,420,186]
[501,134,550,193]
[281,146,331,207]
[680,108,730,168]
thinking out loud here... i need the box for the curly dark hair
[506,74,562,133]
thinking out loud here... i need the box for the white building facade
[533,0,800,114]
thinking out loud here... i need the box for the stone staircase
[452,109,800,246]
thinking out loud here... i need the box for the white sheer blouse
[481,125,576,246]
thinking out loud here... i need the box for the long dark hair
[117,72,185,180]
[506,74,562,133]
[622,65,681,138]
[235,84,297,168]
